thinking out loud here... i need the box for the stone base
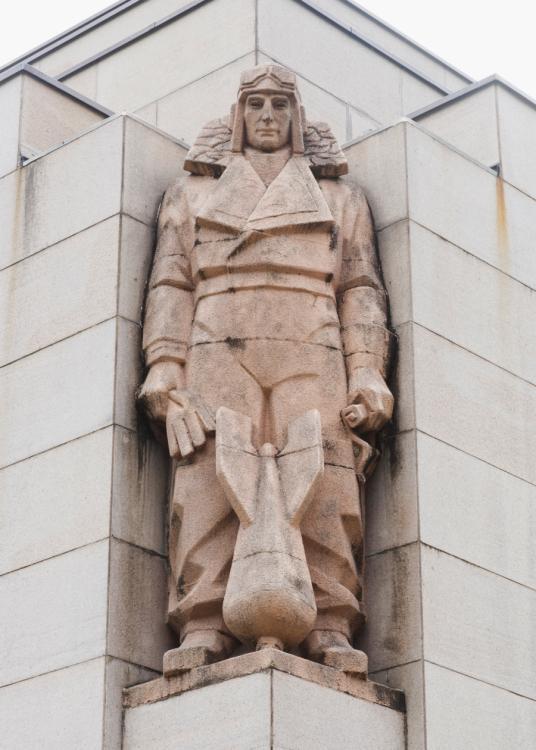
[123,649,405,749]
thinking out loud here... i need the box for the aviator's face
[244,93,292,151]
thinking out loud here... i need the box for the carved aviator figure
[216,408,323,651]
[139,63,394,680]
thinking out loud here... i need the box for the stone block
[118,214,154,325]
[134,101,158,126]
[409,220,536,384]
[111,426,168,555]
[371,660,425,750]
[107,539,175,672]
[114,317,142,433]
[258,0,438,124]
[63,66,98,100]
[424,661,536,750]
[271,670,405,749]
[348,105,380,142]
[0,75,22,178]
[422,546,536,699]
[0,319,116,469]
[309,0,468,90]
[406,123,536,289]
[104,658,158,750]
[412,323,536,485]
[391,321,415,433]
[401,74,443,116]
[0,658,105,750]
[418,432,536,588]
[19,73,105,157]
[359,542,422,672]
[344,123,408,230]
[122,116,188,226]
[413,85,499,169]
[93,0,255,112]
[124,650,405,750]
[0,116,123,270]
[0,216,120,367]
[377,219,412,326]
[157,53,256,146]
[366,430,419,556]
[125,672,271,749]
[257,51,358,145]
[0,428,113,575]
[0,541,108,687]
[37,0,191,77]
[497,85,536,200]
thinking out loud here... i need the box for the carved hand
[138,361,185,423]
[344,367,393,434]
[166,390,216,459]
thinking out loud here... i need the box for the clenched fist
[345,367,393,433]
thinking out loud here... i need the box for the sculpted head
[231,64,305,155]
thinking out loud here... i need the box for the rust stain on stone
[495,176,510,269]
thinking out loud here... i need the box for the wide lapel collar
[246,156,334,232]
[196,155,266,233]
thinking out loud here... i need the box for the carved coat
[143,153,391,400]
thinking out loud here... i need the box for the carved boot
[303,630,368,678]
[163,629,236,677]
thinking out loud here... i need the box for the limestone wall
[346,117,536,749]
[0,106,186,748]
[1,1,535,748]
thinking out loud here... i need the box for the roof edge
[0,63,115,117]
[338,0,472,84]
[409,74,536,120]
[56,0,451,96]
[0,0,471,90]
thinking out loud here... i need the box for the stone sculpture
[139,64,393,677]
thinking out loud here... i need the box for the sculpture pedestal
[123,650,405,749]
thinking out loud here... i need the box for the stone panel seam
[0,536,110,579]
[0,655,106,691]
[0,313,140,372]
[397,319,536,389]
[366,539,536,594]
[130,50,257,128]
[0,210,152,275]
[258,47,382,125]
[254,0,259,65]
[110,535,167,560]
[365,539,417,561]
[0,423,136,474]
[424,659,536,704]
[420,543,536,594]
[344,122,536,206]
[416,428,536,490]
[368,657,422,677]
[270,668,274,748]
[408,218,536,294]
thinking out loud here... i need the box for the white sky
[1,0,535,98]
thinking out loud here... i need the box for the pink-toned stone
[137,63,394,675]
[124,649,405,713]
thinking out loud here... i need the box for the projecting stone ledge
[123,649,405,749]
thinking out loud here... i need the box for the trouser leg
[167,439,239,640]
[301,462,364,640]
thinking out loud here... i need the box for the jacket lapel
[196,156,266,232]
[246,157,334,231]
[196,155,334,234]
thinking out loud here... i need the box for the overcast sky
[1,0,535,98]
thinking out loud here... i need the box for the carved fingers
[346,367,394,433]
[166,390,216,459]
[138,361,185,422]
